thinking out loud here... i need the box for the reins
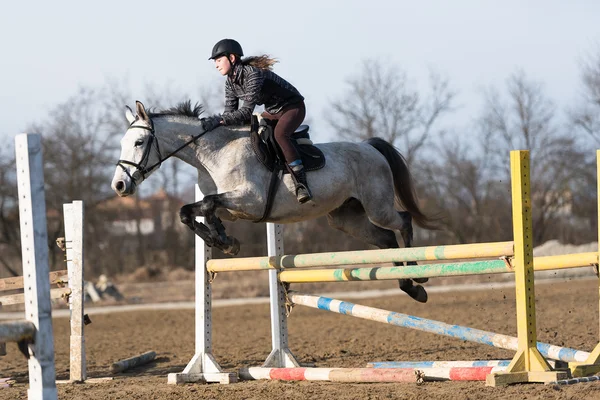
[117,118,208,184]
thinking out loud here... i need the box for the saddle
[250,114,326,223]
[250,115,326,173]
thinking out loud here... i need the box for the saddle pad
[251,130,326,173]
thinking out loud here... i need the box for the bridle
[116,117,209,186]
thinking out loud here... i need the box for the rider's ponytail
[241,55,278,70]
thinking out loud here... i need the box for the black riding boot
[290,164,313,203]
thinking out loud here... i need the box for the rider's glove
[201,115,223,131]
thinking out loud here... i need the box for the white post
[262,223,299,368]
[15,134,58,400]
[0,304,5,356]
[167,184,236,384]
[63,201,86,382]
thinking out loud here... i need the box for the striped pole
[367,360,559,369]
[207,241,514,272]
[278,253,598,283]
[369,360,511,368]
[240,366,510,382]
[419,366,506,381]
[239,367,422,383]
[289,292,590,363]
[547,376,600,385]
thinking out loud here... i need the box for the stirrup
[296,185,313,203]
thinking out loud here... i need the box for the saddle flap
[294,125,309,139]
[250,124,326,173]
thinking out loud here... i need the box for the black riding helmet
[209,39,244,60]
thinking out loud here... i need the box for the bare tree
[0,147,20,277]
[571,47,600,145]
[418,137,513,245]
[565,46,600,243]
[327,60,456,163]
[26,83,130,271]
[478,70,583,244]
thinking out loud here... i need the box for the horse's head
[111,101,161,197]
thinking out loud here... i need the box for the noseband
[116,117,210,186]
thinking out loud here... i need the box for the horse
[111,101,436,302]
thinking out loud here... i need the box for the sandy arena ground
[3,278,600,399]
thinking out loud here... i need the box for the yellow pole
[206,241,514,272]
[512,150,547,370]
[278,253,598,283]
[532,253,598,271]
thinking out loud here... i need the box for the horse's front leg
[178,203,216,248]
[179,194,241,256]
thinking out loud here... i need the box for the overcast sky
[2,0,599,144]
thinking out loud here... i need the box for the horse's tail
[366,137,437,230]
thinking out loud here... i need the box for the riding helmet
[209,39,244,60]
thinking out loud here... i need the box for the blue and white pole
[288,292,590,363]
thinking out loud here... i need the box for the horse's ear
[136,100,149,122]
[125,105,135,124]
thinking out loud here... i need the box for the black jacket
[221,63,304,125]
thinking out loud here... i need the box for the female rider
[202,39,312,203]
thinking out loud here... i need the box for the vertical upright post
[263,223,299,368]
[511,150,543,370]
[597,149,600,341]
[487,150,565,386]
[167,184,236,384]
[63,201,86,382]
[564,149,600,377]
[15,134,58,400]
[0,304,5,356]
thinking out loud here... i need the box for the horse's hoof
[223,238,240,256]
[407,285,428,303]
[399,280,428,303]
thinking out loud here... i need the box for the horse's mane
[148,100,204,119]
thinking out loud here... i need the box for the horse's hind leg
[397,211,428,284]
[327,199,427,303]
[360,191,433,297]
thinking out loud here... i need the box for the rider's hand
[201,115,223,131]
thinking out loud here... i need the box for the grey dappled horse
[111,101,436,302]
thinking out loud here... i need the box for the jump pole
[240,366,513,382]
[369,360,512,368]
[239,367,423,383]
[546,375,600,385]
[207,241,515,272]
[368,360,558,368]
[277,254,597,283]
[167,185,236,384]
[111,351,156,374]
[288,292,589,363]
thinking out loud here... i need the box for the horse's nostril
[115,181,125,192]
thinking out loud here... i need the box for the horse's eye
[134,139,144,147]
